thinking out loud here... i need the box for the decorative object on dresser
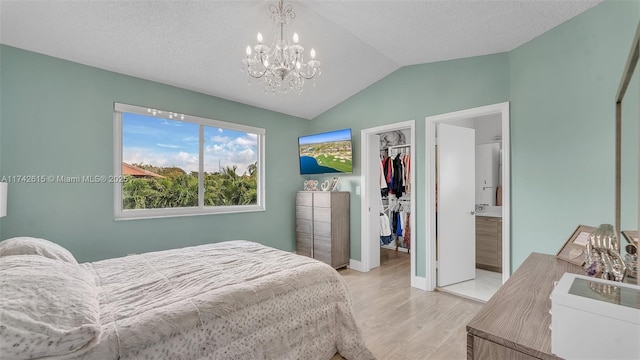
[303,179,318,191]
[556,224,596,266]
[583,224,627,282]
[328,176,340,191]
[296,191,349,269]
[622,230,638,279]
[551,273,640,359]
[320,177,340,191]
[321,179,330,191]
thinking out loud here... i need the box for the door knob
[470,210,476,215]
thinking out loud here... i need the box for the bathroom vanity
[476,209,502,273]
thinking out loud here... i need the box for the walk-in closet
[378,130,412,265]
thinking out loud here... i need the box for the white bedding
[67,240,373,360]
[0,256,101,360]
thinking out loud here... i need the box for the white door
[366,134,381,269]
[437,123,476,287]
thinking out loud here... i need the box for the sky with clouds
[299,128,351,145]
[123,113,257,175]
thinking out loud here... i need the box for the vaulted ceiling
[0,0,602,119]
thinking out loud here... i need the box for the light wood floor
[335,249,484,360]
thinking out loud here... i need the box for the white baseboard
[348,259,368,272]
[381,244,410,253]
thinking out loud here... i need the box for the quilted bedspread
[73,240,374,360]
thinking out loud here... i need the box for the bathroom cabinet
[476,215,502,272]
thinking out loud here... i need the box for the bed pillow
[0,255,101,360]
[0,237,78,264]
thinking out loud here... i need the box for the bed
[0,237,374,360]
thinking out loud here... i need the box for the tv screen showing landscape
[299,128,353,175]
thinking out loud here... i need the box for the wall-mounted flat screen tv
[298,128,353,175]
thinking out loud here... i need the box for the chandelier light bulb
[246,46,252,56]
[310,48,316,59]
[257,32,263,43]
[296,61,301,69]
[293,33,299,43]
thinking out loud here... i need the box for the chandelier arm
[297,68,318,80]
[247,67,267,79]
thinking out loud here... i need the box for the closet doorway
[425,102,511,299]
[360,121,416,284]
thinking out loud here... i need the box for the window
[114,103,265,220]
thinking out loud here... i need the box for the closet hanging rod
[388,145,411,156]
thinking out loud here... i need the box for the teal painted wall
[311,53,511,276]
[508,0,639,270]
[0,45,311,262]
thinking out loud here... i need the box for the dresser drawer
[296,192,313,206]
[313,221,332,237]
[313,207,331,222]
[313,235,332,253]
[296,205,312,220]
[296,218,312,234]
[296,232,312,258]
[314,249,332,266]
[313,192,332,208]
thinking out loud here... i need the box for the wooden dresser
[295,191,349,269]
[466,253,584,360]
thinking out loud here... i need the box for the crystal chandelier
[242,0,321,94]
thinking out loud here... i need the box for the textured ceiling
[0,0,602,120]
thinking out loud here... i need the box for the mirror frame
[615,22,640,240]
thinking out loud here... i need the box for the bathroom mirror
[616,22,640,285]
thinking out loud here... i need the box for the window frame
[113,102,265,220]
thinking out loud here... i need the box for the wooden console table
[466,253,584,360]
